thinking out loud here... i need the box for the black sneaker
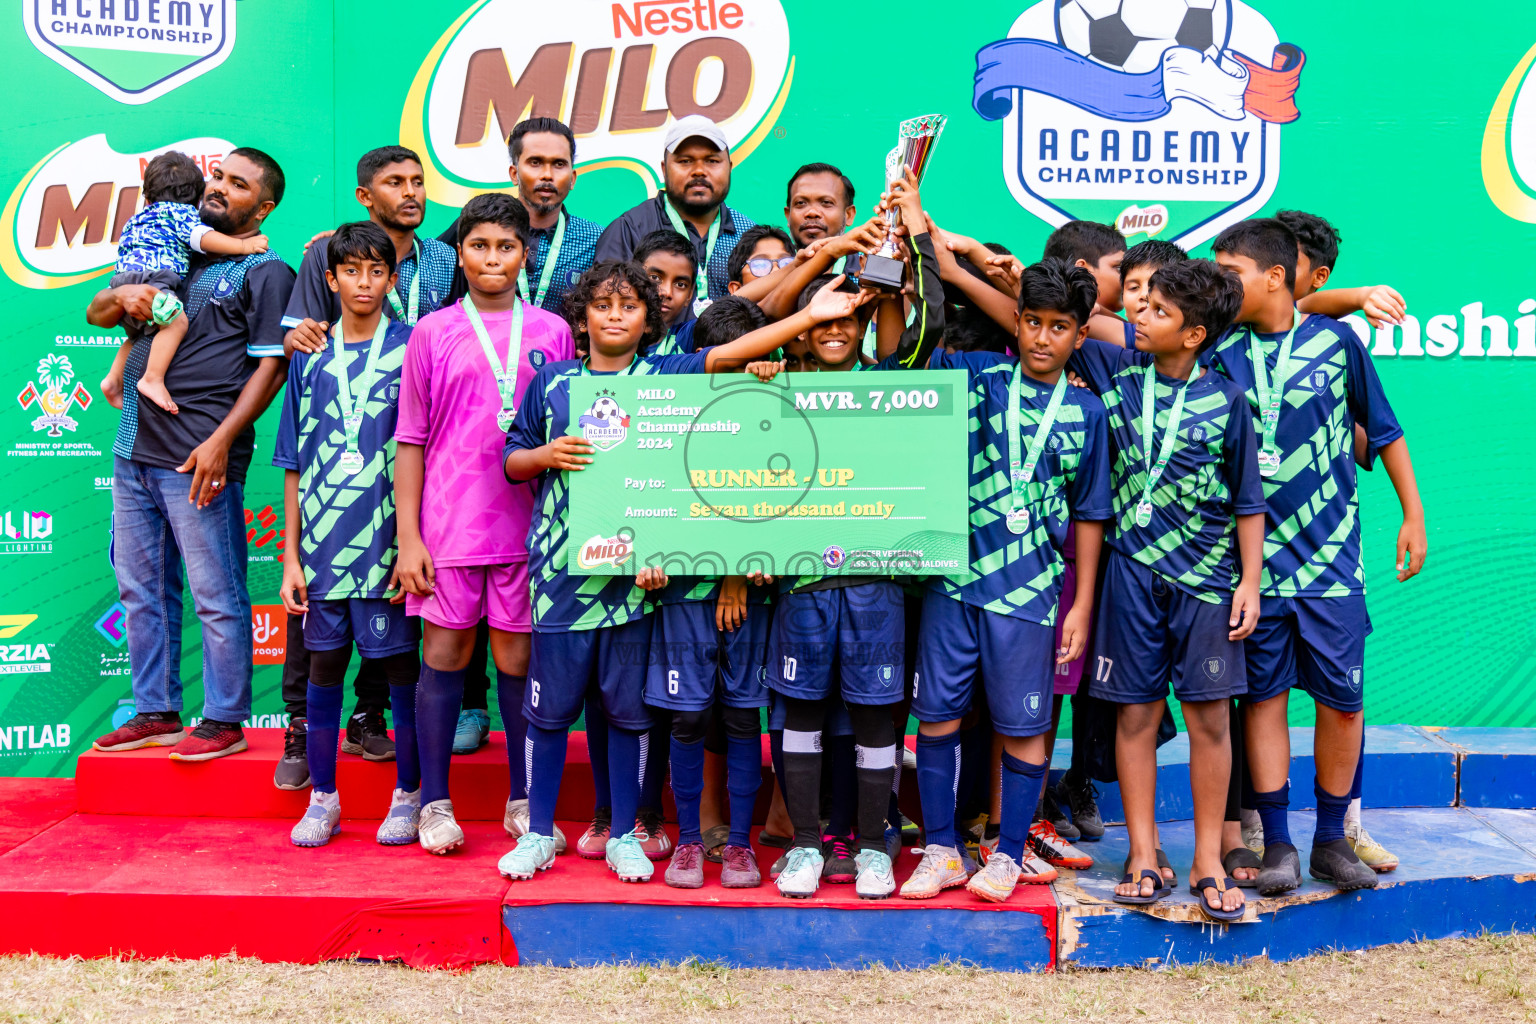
[1309,838,1379,891]
[821,835,857,883]
[1055,773,1105,841]
[1039,786,1081,841]
[341,709,395,762]
[273,717,310,791]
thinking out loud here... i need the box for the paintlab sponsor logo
[404,0,792,203]
[0,722,71,755]
[577,532,635,570]
[0,134,232,289]
[252,604,286,665]
[1483,41,1536,223]
[24,0,237,104]
[0,511,53,555]
[974,0,1306,247]
[0,614,51,675]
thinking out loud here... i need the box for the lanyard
[1004,368,1068,535]
[661,197,720,314]
[329,317,389,471]
[385,238,421,325]
[517,209,567,309]
[1134,364,1194,527]
[462,296,525,431]
[1245,310,1300,477]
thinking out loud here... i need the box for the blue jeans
[112,456,252,724]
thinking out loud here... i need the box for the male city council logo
[0,134,232,289]
[23,0,237,105]
[972,0,1307,248]
[578,391,632,451]
[1482,40,1536,223]
[399,0,794,206]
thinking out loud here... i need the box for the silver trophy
[859,114,947,291]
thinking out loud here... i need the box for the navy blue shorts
[645,600,771,711]
[1092,551,1245,705]
[527,616,652,730]
[912,590,1055,737]
[303,598,417,658]
[1243,595,1370,712]
[768,688,854,736]
[766,581,905,705]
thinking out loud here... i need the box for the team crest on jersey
[1188,423,1206,442]
[369,614,389,640]
[387,382,400,406]
[1027,692,1042,715]
[1047,431,1063,451]
[1203,656,1226,681]
[973,1,1307,248]
[578,390,630,451]
[1347,665,1363,692]
[822,545,846,570]
[529,350,546,369]
[1310,368,1330,393]
[576,532,634,570]
[878,665,894,683]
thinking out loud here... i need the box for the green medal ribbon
[1245,309,1301,477]
[517,209,567,309]
[329,317,390,474]
[385,237,422,325]
[462,296,525,432]
[1134,364,1195,528]
[661,197,721,315]
[1004,367,1068,535]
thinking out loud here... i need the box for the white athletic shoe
[854,850,895,900]
[418,798,465,855]
[290,790,340,848]
[498,832,558,880]
[375,788,420,845]
[775,846,825,899]
[967,850,1021,902]
[503,797,567,853]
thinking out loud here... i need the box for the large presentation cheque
[565,370,970,578]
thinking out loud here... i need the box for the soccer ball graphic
[589,396,624,423]
[1056,0,1233,75]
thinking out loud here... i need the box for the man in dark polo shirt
[85,147,294,762]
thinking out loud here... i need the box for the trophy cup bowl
[860,114,947,292]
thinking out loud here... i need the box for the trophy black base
[859,252,905,291]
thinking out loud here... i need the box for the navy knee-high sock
[585,696,611,811]
[954,721,986,832]
[726,732,762,849]
[609,725,647,840]
[916,730,962,850]
[525,723,568,837]
[640,716,669,813]
[496,671,528,800]
[999,751,1048,863]
[306,682,344,795]
[1314,779,1351,845]
[827,734,856,838]
[416,666,466,806]
[389,684,420,793]
[1252,782,1292,848]
[1350,731,1365,801]
[671,736,705,845]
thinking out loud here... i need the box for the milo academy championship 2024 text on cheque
[565,371,969,578]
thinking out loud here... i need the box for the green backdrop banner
[2,1,1533,776]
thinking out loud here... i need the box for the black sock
[782,697,826,849]
[848,702,897,854]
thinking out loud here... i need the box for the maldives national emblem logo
[973,0,1307,248]
[19,354,91,437]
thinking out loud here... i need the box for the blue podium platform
[1436,728,1536,808]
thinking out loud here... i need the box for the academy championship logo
[578,391,632,451]
[1483,41,1536,223]
[577,532,635,570]
[401,0,793,205]
[24,0,237,104]
[972,0,1306,248]
[0,134,232,289]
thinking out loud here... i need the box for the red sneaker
[1027,819,1093,870]
[576,807,612,859]
[168,720,248,762]
[634,808,673,861]
[93,713,183,751]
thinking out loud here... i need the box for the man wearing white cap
[594,115,757,311]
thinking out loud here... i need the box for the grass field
[2,933,1532,1023]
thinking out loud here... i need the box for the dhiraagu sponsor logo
[1482,40,1536,223]
[402,0,794,205]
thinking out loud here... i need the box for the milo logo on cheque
[577,532,635,571]
[579,392,631,451]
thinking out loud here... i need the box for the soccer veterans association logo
[579,391,632,451]
[972,0,1307,248]
[23,0,237,104]
[401,0,794,204]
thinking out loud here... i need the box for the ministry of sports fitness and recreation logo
[400,0,794,205]
[18,354,92,437]
[1483,41,1536,223]
[578,391,632,451]
[972,0,1307,248]
[23,0,237,104]
[1,134,233,290]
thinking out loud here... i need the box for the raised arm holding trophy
[859,113,947,291]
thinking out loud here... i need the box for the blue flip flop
[1112,868,1171,905]
[1190,875,1246,923]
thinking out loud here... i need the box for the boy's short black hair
[1147,259,1243,353]
[726,225,794,283]
[228,146,285,207]
[786,162,855,207]
[1042,220,1126,266]
[327,220,397,276]
[509,117,576,163]
[1017,257,1097,327]
[1211,218,1298,289]
[944,305,1011,354]
[457,192,530,249]
[356,146,421,188]
[564,260,667,356]
[1120,239,1188,280]
[694,295,769,349]
[633,229,698,273]
[1275,209,1340,273]
[141,151,205,206]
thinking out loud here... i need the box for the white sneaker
[1018,849,1059,885]
[418,798,465,855]
[854,849,895,899]
[967,850,1021,902]
[775,846,824,899]
[290,790,340,848]
[376,788,420,845]
[504,797,567,852]
[498,832,558,880]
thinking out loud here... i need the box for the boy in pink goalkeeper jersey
[394,194,575,855]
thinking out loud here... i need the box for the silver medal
[693,296,713,317]
[496,408,516,432]
[338,451,365,474]
[1258,449,1281,477]
[1134,500,1154,528]
[1005,509,1030,535]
